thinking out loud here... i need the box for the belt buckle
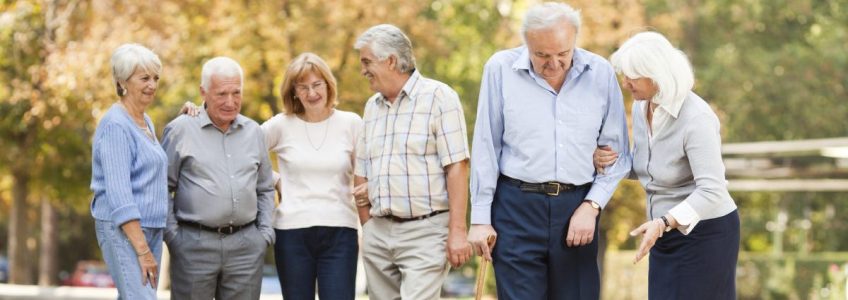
[218,226,234,234]
[545,182,561,196]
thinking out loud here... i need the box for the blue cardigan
[90,104,168,228]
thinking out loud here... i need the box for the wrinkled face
[294,72,329,114]
[621,76,658,101]
[358,45,395,95]
[525,21,577,85]
[122,68,159,106]
[201,75,242,130]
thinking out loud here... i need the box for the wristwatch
[583,200,601,210]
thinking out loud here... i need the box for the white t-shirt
[261,109,363,230]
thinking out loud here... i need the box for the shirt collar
[376,69,421,106]
[654,93,686,119]
[199,105,244,130]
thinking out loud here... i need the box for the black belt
[178,220,255,234]
[379,210,449,223]
[501,175,583,196]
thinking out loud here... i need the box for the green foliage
[738,252,848,300]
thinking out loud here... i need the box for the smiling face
[294,71,330,115]
[121,68,159,107]
[358,45,396,95]
[525,21,577,89]
[622,76,659,101]
[201,75,242,131]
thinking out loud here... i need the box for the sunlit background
[1,0,846,299]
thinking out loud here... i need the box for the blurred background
[0,0,846,299]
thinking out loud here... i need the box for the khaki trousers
[362,212,450,300]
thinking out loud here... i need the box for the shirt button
[559,144,564,147]
[226,154,231,158]
[230,175,235,178]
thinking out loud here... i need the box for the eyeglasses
[294,81,327,95]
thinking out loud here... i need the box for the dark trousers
[649,210,740,300]
[492,176,600,300]
[274,226,358,300]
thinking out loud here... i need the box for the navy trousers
[492,176,600,300]
[649,210,740,300]
[274,226,358,300]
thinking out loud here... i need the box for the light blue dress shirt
[470,46,631,224]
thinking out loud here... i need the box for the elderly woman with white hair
[595,31,739,299]
[90,43,167,299]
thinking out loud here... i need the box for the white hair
[610,31,694,106]
[200,56,244,90]
[354,24,416,74]
[110,43,162,97]
[521,2,582,43]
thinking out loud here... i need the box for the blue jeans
[274,226,358,300]
[95,220,163,300]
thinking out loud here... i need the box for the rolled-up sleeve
[470,61,505,225]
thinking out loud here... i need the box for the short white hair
[200,56,244,90]
[610,31,694,106]
[521,2,582,43]
[354,24,416,74]
[110,43,162,96]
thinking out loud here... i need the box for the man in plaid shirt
[352,24,473,300]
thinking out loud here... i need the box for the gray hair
[354,24,416,74]
[110,43,162,97]
[521,2,582,43]
[610,31,694,106]
[200,56,244,90]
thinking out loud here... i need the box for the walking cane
[474,235,496,300]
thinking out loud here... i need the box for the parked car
[62,260,115,288]
[442,272,475,297]
[0,255,8,283]
[261,264,282,294]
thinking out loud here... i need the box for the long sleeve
[99,123,142,226]
[675,113,731,233]
[255,131,277,245]
[470,60,505,225]
[161,123,181,240]
[586,71,632,208]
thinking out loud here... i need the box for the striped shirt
[90,104,169,228]
[355,70,470,218]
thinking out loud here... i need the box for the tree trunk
[38,196,57,286]
[9,171,32,284]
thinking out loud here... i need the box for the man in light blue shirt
[467,2,630,299]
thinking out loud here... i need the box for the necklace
[118,101,155,141]
[303,113,331,151]
[138,124,155,141]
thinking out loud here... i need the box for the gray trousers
[167,224,267,300]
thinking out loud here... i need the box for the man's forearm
[445,160,469,231]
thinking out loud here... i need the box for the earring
[120,87,126,96]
